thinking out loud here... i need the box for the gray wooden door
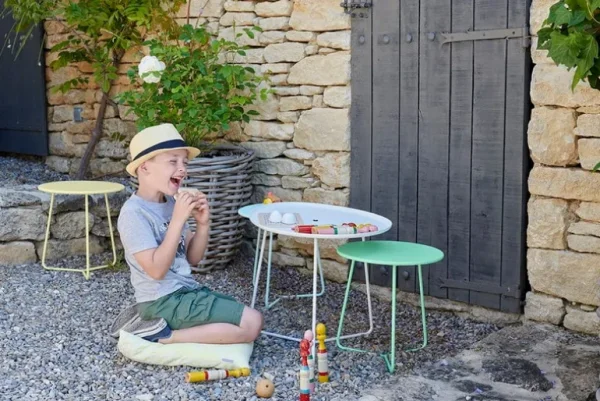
[349,0,531,313]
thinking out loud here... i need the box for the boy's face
[139,149,189,196]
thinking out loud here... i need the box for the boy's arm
[185,225,209,266]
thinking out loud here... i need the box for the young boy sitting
[116,123,263,344]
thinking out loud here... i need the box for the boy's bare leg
[159,307,263,345]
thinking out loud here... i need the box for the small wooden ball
[256,378,275,398]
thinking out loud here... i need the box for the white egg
[281,213,296,225]
[269,210,282,223]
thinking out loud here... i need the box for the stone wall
[42,0,353,283]
[524,0,600,334]
[0,186,131,266]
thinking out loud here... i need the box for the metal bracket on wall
[440,27,531,48]
[340,0,372,18]
[437,278,522,299]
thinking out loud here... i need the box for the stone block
[45,156,71,174]
[527,107,578,166]
[261,63,291,74]
[529,166,600,202]
[51,211,95,240]
[526,197,570,249]
[578,138,600,170]
[251,186,302,203]
[568,221,600,237]
[224,0,255,12]
[0,242,37,265]
[273,87,300,96]
[285,31,316,42]
[304,258,348,283]
[531,64,600,108]
[255,0,293,17]
[218,26,260,47]
[35,236,104,261]
[299,85,324,95]
[281,176,316,189]
[259,31,286,44]
[524,291,565,325]
[567,234,600,254]
[279,96,312,111]
[264,43,305,63]
[244,121,294,140]
[576,202,600,222]
[289,0,350,31]
[575,114,600,137]
[258,17,290,31]
[324,86,351,108]
[0,208,47,241]
[283,148,315,160]
[255,158,309,175]
[316,31,350,50]
[251,173,282,186]
[530,0,556,35]
[271,251,305,267]
[312,152,350,189]
[294,108,350,151]
[91,218,117,237]
[277,112,299,123]
[288,53,350,86]
[0,189,43,208]
[240,141,287,158]
[303,187,348,206]
[527,249,600,306]
[563,305,600,334]
[219,12,256,26]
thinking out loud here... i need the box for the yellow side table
[38,180,125,279]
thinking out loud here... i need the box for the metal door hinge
[441,27,530,48]
[437,278,523,298]
[340,0,372,17]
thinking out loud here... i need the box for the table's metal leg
[405,265,428,352]
[41,194,55,271]
[252,227,262,283]
[264,232,274,308]
[105,194,118,267]
[382,265,397,373]
[83,195,91,280]
[251,229,268,309]
[311,238,319,357]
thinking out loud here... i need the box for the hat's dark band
[133,139,187,161]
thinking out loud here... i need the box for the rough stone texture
[311,152,350,188]
[276,111,299,123]
[240,141,287,159]
[304,187,349,206]
[530,0,557,35]
[272,87,300,96]
[279,96,312,111]
[316,31,350,50]
[526,197,570,249]
[575,114,600,137]
[271,251,305,267]
[50,212,95,240]
[524,291,565,325]
[283,148,315,160]
[528,166,600,202]
[0,189,44,208]
[90,218,116,237]
[0,241,37,265]
[302,258,348,283]
[300,85,324,95]
[531,64,600,108]
[323,86,351,108]
[288,53,350,85]
[0,208,47,241]
[576,202,600,221]
[568,221,600,237]
[35,236,103,261]
[578,138,600,170]
[289,0,350,31]
[294,108,350,151]
[219,12,256,26]
[255,158,309,176]
[281,176,316,189]
[258,17,289,31]
[251,173,282,187]
[259,31,286,44]
[246,92,279,120]
[264,42,305,63]
[255,0,293,17]
[224,0,255,12]
[563,306,600,334]
[527,107,578,166]
[244,121,294,140]
[527,249,600,306]
[285,31,316,42]
[261,63,290,74]
[567,234,600,254]
[218,26,260,46]
[251,186,302,203]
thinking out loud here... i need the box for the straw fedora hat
[126,123,200,177]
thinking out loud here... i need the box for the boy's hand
[191,192,210,226]
[172,192,202,226]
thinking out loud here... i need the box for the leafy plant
[1,0,185,178]
[537,0,600,90]
[117,24,269,149]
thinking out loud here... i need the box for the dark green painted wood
[417,0,451,298]
[0,16,48,156]
[447,0,475,305]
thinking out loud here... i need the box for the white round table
[249,202,392,350]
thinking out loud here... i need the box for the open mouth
[170,177,182,188]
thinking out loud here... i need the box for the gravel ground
[0,153,130,187]
[0,252,500,401]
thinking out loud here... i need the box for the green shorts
[138,286,245,330]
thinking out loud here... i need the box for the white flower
[138,55,165,83]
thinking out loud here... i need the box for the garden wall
[524,0,600,334]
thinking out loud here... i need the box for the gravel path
[0,252,499,401]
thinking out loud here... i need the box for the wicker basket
[184,145,255,272]
[129,144,255,273]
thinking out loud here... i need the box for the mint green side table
[335,240,444,373]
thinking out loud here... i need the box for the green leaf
[570,9,587,26]
[554,5,573,25]
[147,109,155,120]
[593,161,600,171]
[548,31,584,67]
[537,27,554,49]
[592,0,600,10]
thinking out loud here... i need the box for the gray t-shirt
[117,193,200,303]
